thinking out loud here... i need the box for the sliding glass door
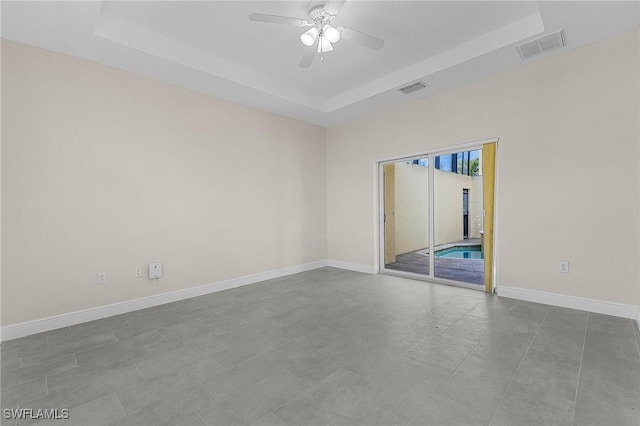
[433,149,484,286]
[383,158,431,276]
[381,142,495,291]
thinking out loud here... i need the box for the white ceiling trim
[2,1,637,127]
[94,4,545,115]
[325,12,545,111]
[93,7,324,111]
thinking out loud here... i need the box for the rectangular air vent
[399,81,427,94]
[516,30,565,60]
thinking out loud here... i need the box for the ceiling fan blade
[299,39,318,68]
[339,27,385,51]
[249,13,308,26]
[324,0,346,16]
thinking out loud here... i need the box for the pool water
[435,246,483,259]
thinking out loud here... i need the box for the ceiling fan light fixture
[300,27,319,46]
[323,24,340,43]
[317,37,333,53]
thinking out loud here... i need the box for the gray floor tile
[1,334,49,358]
[506,300,550,321]
[155,317,225,342]
[543,307,588,332]
[286,344,348,384]
[74,333,159,374]
[13,366,143,426]
[177,309,234,329]
[275,326,340,361]
[47,329,116,350]
[200,369,309,426]
[438,355,516,412]
[471,335,530,370]
[276,314,341,341]
[493,378,575,425]
[145,333,225,359]
[200,349,293,398]
[584,328,640,362]
[444,314,493,342]
[124,312,187,334]
[410,307,466,333]
[112,328,167,347]
[135,348,214,380]
[46,365,126,394]
[2,355,76,390]
[252,413,287,426]
[268,303,333,328]
[580,350,640,395]
[177,415,207,426]
[408,332,477,373]
[211,329,290,368]
[109,383,215,426]
[3,269,639,426]
[117,356,223,413]
[1,378,47,409]
[489,313,543,342]
[573,380,640,426]
[363,360,449,421]
[274,368,373,426]
[334,399,407,426]
[516,347,581,384]
[587,313,637,337]
[342,346,408,385]
[138,301,192,316]
[68,316,130,337]
[530,324,585,361]
[33,392,124,426]
[1,355,23,374]
[22,332,119,367]
[409,393,494,426]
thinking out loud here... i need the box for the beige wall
[1,40,327,326]
[393,162,429,254]
[433,169,482,245]
[328,29,640,305]
[392,163,482,255]
[2,29,639,328]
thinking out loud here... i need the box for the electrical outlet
[134,267,142,278]
[149,262,162,279]
[97,272,107,284]
[559,261,570,273]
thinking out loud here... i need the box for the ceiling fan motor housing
[309,5,332,25]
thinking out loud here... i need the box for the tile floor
[1,267,639,426]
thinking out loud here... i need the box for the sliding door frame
[377,138,498,292]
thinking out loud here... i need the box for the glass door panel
[383,158,431,276]
[433,150,484,286]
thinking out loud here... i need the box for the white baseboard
[327,260,378,274]
[1,260,328,342]
[498,286,639,320]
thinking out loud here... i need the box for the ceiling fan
[249,0,385,68]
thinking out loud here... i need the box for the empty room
[1,1,639,425]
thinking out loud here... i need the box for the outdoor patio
[385,239,484,286]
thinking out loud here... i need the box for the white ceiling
[2,1,638,127]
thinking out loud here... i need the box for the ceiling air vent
[516,30,565,60]
[399,81,427,95]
